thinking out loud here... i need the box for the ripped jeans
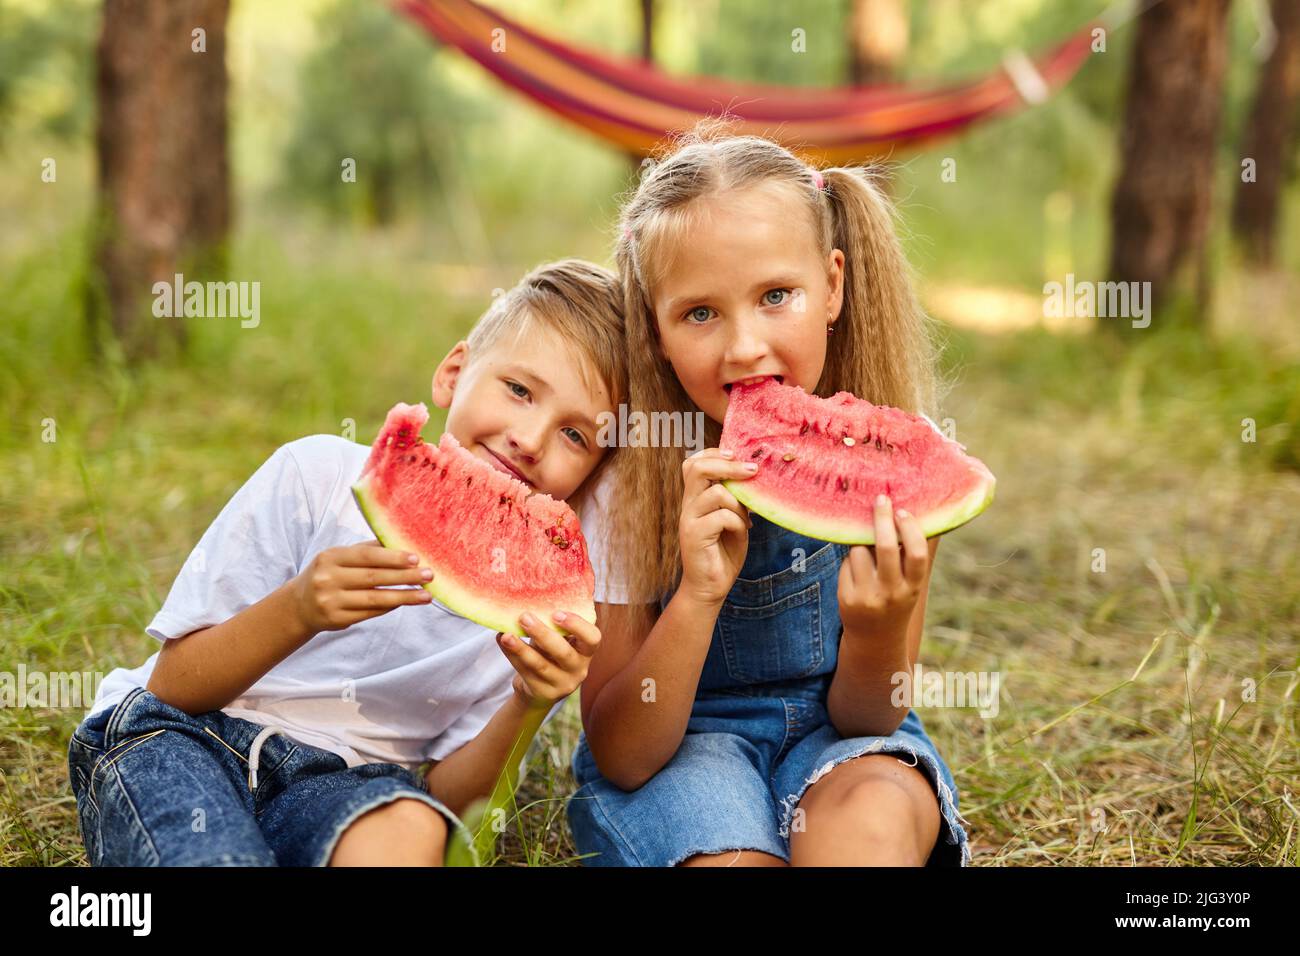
[68,687,461,866]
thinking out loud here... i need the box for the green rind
[351,481,595,637]
[723,472,996,545]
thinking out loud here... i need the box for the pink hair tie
[622,226,632,241]
[812,169,825,191]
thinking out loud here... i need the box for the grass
[0,104,1294,868]
[2,0,1296,868]
[2,181,1298,866]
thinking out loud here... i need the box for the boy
[68,259,625,866]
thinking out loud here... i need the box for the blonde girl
[567,126,972,866]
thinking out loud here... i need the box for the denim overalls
[567,511,972,866]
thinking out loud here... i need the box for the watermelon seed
[782,453,796,462]
[837,476,849,492]
[842,436,856,446]
[799,422,810,436]
[750,448,764,460]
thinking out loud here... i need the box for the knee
[330,798,449,866]
[804,760,939,864]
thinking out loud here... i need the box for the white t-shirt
[89,434,560,771]
[580,411,949,608]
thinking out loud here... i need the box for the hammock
[396,0,1099,163]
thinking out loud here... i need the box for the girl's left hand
[837,494,930,636]
[497,611,602,708]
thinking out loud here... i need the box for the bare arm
[828,506,940,737]
[579,448,759,790]
[425,611,602,817]
[579,589,723,791]
[423,692,550,818]
[147,580,315,715]
[147,540,434,716]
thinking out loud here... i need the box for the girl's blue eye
[763,289,790,306]
[506,381,529,398]
[686,306,713,324]
[564,427,587,448]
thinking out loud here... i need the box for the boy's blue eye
[763,289,790,306]
[564,427,587,448]
[506,380,529,398]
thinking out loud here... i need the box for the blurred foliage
[0,0,96,147]
[0,0,1295,281]
[691,0,849,85]
[280,0,471,226]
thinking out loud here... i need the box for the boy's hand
[291,539,434,634]
[678,448,754,607]
[497,611,601,709]
[838,496,929,637]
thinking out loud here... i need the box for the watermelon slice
[720,379,995,544]
[351,402,596,636]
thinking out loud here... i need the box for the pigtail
[820,165,945,417]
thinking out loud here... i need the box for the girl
[568,128,972,866]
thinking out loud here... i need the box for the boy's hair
[465,258,626,509]
[610,121,950,606]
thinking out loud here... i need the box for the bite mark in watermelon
[351,402,596,636]
[720,379,995,544]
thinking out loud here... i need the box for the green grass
[2,223,1296,866]
[3,0,1296,868]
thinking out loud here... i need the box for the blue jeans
[68,687,462,866]
[567,515,972,866]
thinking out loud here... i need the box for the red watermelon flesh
[720,379,995,544]
[351,402,595,636]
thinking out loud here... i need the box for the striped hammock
[397,0,1099,163]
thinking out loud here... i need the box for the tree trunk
[90,0,231,362]
[1106,0,1232,326]
[639,0,655,63]
[848,0,909,86]
[1232,0,1300,265]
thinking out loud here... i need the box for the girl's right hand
[291,539,434,633]
[678,448,756,606]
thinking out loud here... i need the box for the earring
[826,312,835,336]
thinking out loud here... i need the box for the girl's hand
[678,448,755,606]
[291,539,434,634]
[838,495,930,637]
[498,611,602,708]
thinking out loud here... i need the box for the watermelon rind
[351,478,595,639]
[724,467,995,546]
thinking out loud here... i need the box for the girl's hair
[609,122,950,607]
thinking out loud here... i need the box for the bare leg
[328,797,448,866]
[789,753,941,866]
